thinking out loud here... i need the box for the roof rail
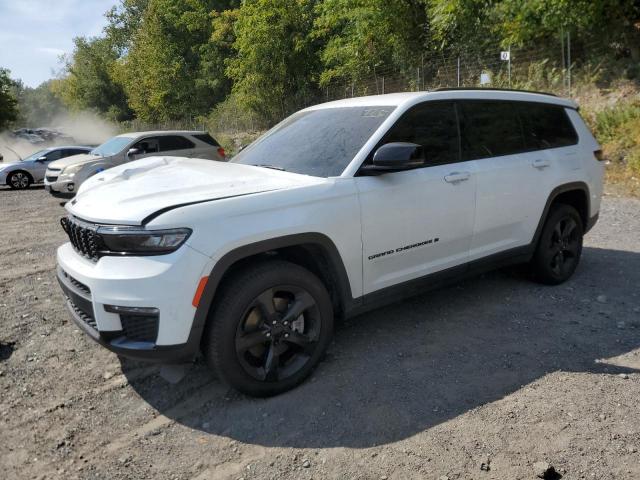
[433,87,558,97]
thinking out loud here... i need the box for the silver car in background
[0,146,92,190]
[44,130,226,197]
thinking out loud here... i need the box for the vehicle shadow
[125,246,640,448]
[0,185,45,192]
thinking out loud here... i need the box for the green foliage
[593,101,640,144]
[207,93,267,134]
[226,0,319,123]
[428,0,495,53]
[13,80,65,126]
[313,0,426,85]
[28,0,640,133]
[0,68,19,129]
[116,0,236,123]
[52,37,131,121]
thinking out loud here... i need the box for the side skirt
[344,245,534,318]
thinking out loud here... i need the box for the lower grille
[120,315,159,342]
[46,175,58,182]
[66,295,97,330]
[61,270,91,296]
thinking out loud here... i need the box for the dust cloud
[0,111,117,163]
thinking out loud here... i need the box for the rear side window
[159,135,195,152]
[459,101,524,160]
[514,103,578,149]
[379,101,459,165]
[193,133,220,147]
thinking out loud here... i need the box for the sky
[0,0,117,87]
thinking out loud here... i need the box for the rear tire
[7,171,31,190]
[202,260,334,397]
[531,204,583,285]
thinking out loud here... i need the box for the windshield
[91,136,133,157]
[231,106,395,177]
[22,149,48,161]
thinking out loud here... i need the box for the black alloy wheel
[235,285,321,382]
[203,260,333,397]
[532,204,584,285]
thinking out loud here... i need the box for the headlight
[61,163,84,177]
[97,226,192,255]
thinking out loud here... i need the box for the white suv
[45,130,225,197]
[56,89,604,396]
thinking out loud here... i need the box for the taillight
[594,149,605,161]
[217,146,226,158]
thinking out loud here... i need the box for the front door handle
[444,171,471,184]
[532,158,550,169]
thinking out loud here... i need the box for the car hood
[48,153,101,170]
[67,156,325,224]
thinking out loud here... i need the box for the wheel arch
[533,182,590,246]
[189,233,355,352]
[6,169,34,186]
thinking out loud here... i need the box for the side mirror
[362,142,426,173]
[127,148,140,158]
[36,156,47,162]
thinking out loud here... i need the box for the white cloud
[0,0,117,87]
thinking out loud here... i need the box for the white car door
[356,101,477,295]
[461,100,578,261]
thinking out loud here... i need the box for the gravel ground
[1,186,639,480]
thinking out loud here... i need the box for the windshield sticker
[361,108,393,118]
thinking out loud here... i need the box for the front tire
[531,204,584,285]
[7,171,31,190]
[202,260,334,397]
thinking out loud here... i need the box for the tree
[13,80,65,126]
[0,68,18,130]
[494,0,640,60]
[427,0,498,54]
[313,0,427,86]
[116,0,236,122]
[52,36,132,121]
[227,0,320,123]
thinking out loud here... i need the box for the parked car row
[2,130,226,194]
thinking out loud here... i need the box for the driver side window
[378,101,460,166]
[132,137,160,154]
[44,150,63,161]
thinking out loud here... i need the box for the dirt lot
[1,186,640,480]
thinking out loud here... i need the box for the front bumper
[44,175,75,196]
[56,242,211,363]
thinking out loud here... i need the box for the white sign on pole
[480,72,491,85]
[500,51,510,61]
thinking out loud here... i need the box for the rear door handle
[444,171,471,184]
[532,158,550,169]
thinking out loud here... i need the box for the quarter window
[159,136,195,152]
[459,101,525,160]
[515,103,578,149]
[378,101,459,165]
[193,133,220,147]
